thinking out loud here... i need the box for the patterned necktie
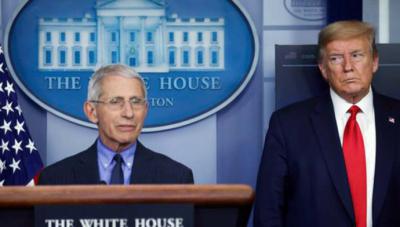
[110,154,124,184]
[343,105,367,227]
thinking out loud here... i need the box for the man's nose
[121,101,134,118]
[343,55,354,72]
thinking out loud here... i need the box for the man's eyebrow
[350,50,364,53]
[327,51,344,55]
[129,95,145,99]
[327,53,344,56]
[107,96,124,100]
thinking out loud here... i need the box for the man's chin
[338,88,368,103]
[114,140,136,150]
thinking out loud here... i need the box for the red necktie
[343,105,367,227]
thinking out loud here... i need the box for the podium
[0,184,254,227]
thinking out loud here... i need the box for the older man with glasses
[39,64,193,185]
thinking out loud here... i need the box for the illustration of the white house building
[38,0,225,72]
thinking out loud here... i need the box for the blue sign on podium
[35,204,193,227]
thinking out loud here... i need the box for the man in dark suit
[39,64,193,185]
[254,21,400,227]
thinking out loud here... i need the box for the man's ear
[84,101,98,124]
[372,55,379,74]
[318,63,328,81]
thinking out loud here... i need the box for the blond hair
[318,20,377,62]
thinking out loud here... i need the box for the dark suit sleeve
[165,159,194,184]
[37,169,51,185]
[37,165,65,185]
[182,168,194,184]
[254,112,288,227]
[37,162,72,185]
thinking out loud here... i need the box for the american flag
[0,46,43,186]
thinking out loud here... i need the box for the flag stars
[9,158,21,173]
[14,120,25,135]
[26,139,37,153]
[12,139,22,155]
[0,120,12,134]
[4,81,15,96]
[0,159,6,174]
[2,100,14,115]
[15,105,22,116]
[0,139,10,154]
[0,48,43,185]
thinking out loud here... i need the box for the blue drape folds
[327,0,362,23]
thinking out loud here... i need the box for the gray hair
[87,64,147,101]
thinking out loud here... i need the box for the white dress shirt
[330,87,376,227]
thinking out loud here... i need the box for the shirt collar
[330,87,374,119]
[97,139,136,169]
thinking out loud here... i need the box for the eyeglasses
[90,96,147,110]
[327,51,367,65]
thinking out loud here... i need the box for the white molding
[379,0,389,43]
[0,2,2,44]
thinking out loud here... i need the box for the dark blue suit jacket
[254,92,400,227]
[38,141,194,185]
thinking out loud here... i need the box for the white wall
[363,0,400,43]
[262,0,325,133]
[0,1,3,43]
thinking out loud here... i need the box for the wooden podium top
[0,184,254,207]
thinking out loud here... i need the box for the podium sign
[35,204,193,227]
[0,185,253,227]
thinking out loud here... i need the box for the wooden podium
[0,184,254,227]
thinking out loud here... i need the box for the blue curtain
[327,0,362,23]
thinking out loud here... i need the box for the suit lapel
[75,142,101,184]
[372,94,397,222]
[75,141,156,184]
[310,94,355,221]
